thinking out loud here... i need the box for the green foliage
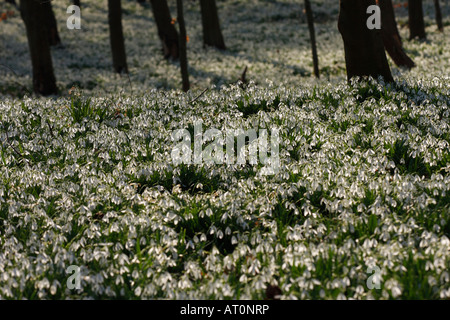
[237,95,281,117]
[69,96,110,124]
[385,139,431,177]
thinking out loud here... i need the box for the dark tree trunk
[150,0,179,59]
[304,0,319,78]
[338,0,393,82]
[434,0,444,32]
[108,0,128,74]
[199,0,226,49]
[20,0,58,95]
[177,0,189,92]
[42,2,61,46]
[73,0,80,7]
[380,0,415,69]
[408,0,426,39]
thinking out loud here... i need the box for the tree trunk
[150,0,179,59]
[199,0,226,49]
[73,0,80,7]
[177,0,190,92]
[42,2,61,46]
[408,0,426,39]
[304,0,319,78]
[380,0,415,69]
[434,0,444,32]
[20,0,58,95]
[338,0,393,82]
[108,0,128,74]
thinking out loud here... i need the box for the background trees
[408,0,426,39]
[19,0,57,95]
[304,0,319,78]
[8,0,447,96]
[199,0,226,49]
[177,0,189,91]
[150,0,179,59]
[43,1,61,46]
[380,0,415,69]
[338,0,393,82]
[434,0,444,32]
[108,0,128,74]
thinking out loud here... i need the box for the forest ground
[0,0,449,299]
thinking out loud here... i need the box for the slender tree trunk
[304,0,319,78]
[108,0,128,74]
[20,0,58,95]
[42,2,61,46]
[150,0,179,59]
[380,0,415,69]
[408,0,426,39]
[338,0,393,82]
[177,0,189,92]
[199,0,226,49]
[434,0,444,32]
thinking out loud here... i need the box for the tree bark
[380,0,415,69]
[434,0,444,32]
[304,0,319,78]
[20,0,58,95]
[408,0,426,39]
[199,0,226,49]
[177,0,190,92]
[42,1,61,46]
[338,0,393,82]
[108,0,128,74]
[150,0,179,59]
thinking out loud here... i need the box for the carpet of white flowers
[0,0,449,299]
